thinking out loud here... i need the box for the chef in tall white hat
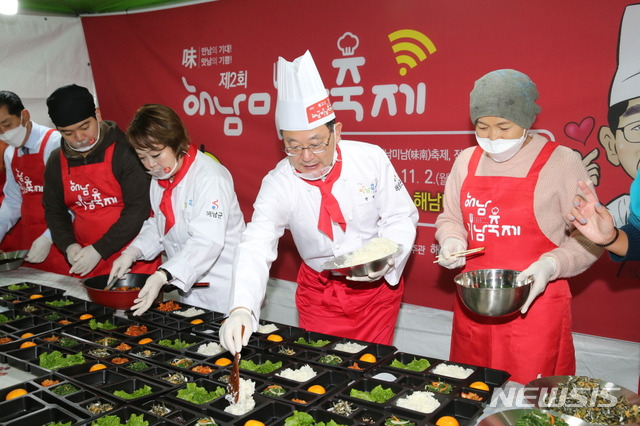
[599,3,640,227]
[220,50,418,353]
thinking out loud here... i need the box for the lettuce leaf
[39,351,85,369]
[389,357,430,372]
[349,384,395,403]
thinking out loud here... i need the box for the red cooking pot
[82,273,208,310]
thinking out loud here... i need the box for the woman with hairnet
[435,69,602,384]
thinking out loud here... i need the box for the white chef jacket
[0,122,61,242]
[230,140,419,322]
[130,150,245,313]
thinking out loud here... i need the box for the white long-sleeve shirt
[230,140,419,321]
[0,121,60,242]
[131,150,245,313]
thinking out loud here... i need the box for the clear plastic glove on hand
[68,244,102,276]
[347,257,395,282]
[131,271,166,316]
[518,256,556,314]
[219,307,253,354]
[25,235,53,263]
[108,246,141,284]
[65,243,82,265]
[437,238,467,269]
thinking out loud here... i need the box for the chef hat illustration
[609,4,640,106]
[275,50,335,133]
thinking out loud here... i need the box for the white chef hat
[610,4,640,106]
[275,50,335,133]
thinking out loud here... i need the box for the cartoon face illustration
[599,97,640,180]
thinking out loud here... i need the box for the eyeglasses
[283,131,333,156]
[620,120,640,143]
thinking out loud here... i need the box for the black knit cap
[47,84,96,127]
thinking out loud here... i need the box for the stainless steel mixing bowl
[454,268,533,316]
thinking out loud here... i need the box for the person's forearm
[603,227,628,257]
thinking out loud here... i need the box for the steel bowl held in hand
[454,269,533,316]
[0,249,29,272]
[322,243,403,277]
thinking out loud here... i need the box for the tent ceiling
[17,0,203,16]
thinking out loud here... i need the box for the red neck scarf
[303,147,347,240]
[158,144,197,234]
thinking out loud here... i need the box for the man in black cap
[43,84,160,277]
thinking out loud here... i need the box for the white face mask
[293,145,338,181]
[0,113,28,148]
[66,125,100,153]
[476,129,528,162]
[147,158,179,180]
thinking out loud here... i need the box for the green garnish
[516,410,569,426]
[194,417,218,426]
[51,383,79,396]
[90,413,149,426]
[349,384,395,403]
[113,384,153,399]
[384,417,415,426]
[261,384,286,396]
[44,422,72,426]
[89,319,118,330]
[318,354,342,365]
[7,283,29,291]
[0,313,24,323]
[284,410,347,426]
[389,357,431,372]
[157,338,194,349]
[240,359,282,374]
[126,361,149,371]
[294,337,330,347]
[176,382,225,404]
[425,380,453,394]
[45,312,62,320]
[39,351,85,369]
[45,299,74,307]
[57,337,80,347]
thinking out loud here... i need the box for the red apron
[10,130,68,274]
[296,262,403,345]
[61,144,158,278]
[451,143,575,384]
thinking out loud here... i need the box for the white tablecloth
[0,267,89,389]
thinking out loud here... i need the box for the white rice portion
[174,307,206,317]
[275,364,317,382]
[256,323,279,333]
[333,341,367,353]
[196,341,224,356]
[224,377,256,415]
[430,363,473,379]
[395,390,441,413]
[339,238,398,267]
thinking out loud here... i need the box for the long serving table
[0,266,518,425]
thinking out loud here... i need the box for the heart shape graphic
[564,117,595,145]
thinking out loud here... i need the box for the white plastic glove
[219,307,253,354]
[66,243,82,265]
[131,271,167,316]
[25,235,53,263]
[68,244,102,276]
[437,238,467,269]
[347,257,395,282]
[108,246,141,284]
[518,256,557,314]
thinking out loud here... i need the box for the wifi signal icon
[388,29,437,76]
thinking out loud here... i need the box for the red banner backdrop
[82,0,639,342]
